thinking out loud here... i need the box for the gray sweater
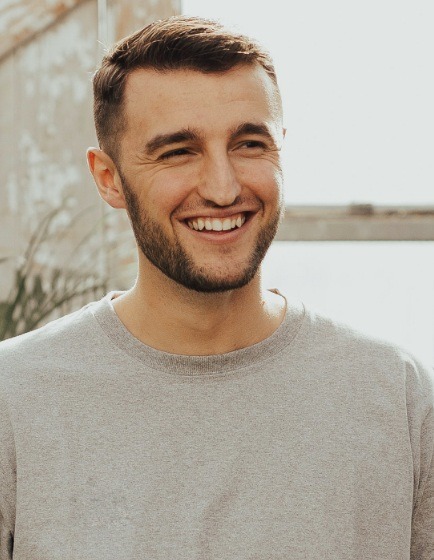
[0,293,433,559]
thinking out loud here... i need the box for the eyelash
[160,148,190,160]
[239,140,266,149]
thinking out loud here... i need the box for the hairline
[105,62,282,167]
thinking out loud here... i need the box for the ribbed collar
[89,291,305,377]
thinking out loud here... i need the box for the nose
[197,152,241,207]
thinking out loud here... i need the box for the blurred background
[1,0,433,362]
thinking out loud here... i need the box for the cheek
[147,168,198,215]
[236,160,283,198]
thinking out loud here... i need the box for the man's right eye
[159,148,191,160]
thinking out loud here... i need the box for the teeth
[222,219,232,231]
[187,213,246,232]
[212,219,223,231]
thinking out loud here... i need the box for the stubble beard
[120,173,283,293]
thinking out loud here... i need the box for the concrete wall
[0,0,181,318]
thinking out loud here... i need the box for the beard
[119,172,283,293]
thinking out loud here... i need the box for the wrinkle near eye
[134,152,160,165]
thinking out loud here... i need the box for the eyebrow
[144,122,276,156]
[145,128,202,155]
[229,122,275,143]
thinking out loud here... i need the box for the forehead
[122,65,282,140]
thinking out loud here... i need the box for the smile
[186,213,247,232]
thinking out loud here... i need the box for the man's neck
[111,270,286,356]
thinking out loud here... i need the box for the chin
[173,268,257,294]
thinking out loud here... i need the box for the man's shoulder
[303,305,410,355]
[299,304,433,391]
[0,298,102,383]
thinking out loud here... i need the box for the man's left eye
[235,140,268,152]
[241,141,264,148]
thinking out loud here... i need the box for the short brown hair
[92,15,279,163]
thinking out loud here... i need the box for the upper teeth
[187,214,246,232]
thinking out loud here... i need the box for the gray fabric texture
[0,292,433,559]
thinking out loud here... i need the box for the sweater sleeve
[0,391,16,560]
[409,358,434,560]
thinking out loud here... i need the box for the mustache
[174,195,261,214]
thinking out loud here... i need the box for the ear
[87,148,126,209]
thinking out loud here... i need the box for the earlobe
[86,147,126,209]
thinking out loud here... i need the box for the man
[0,15,433,560]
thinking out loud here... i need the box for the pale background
[183,0,434,363]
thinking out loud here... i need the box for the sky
[182,0,434,206]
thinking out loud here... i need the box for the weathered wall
[0,0,101,300]
[0,0,181,319]
[0,0,88,62]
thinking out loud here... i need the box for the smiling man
[88,34,287,354]
[0,15,433,560]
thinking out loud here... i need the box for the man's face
[115,64,285,293]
